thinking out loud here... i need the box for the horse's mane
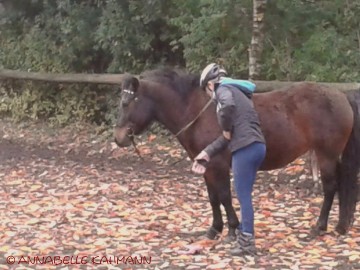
[140,68,200,99]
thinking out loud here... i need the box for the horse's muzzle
[114,126,132,147]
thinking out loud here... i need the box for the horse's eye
[122,99,130,107]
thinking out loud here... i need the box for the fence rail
[1,68,359,92]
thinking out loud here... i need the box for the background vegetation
[0,0,359,124]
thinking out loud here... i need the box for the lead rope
[168,98,213,166]
[175,98,213,137]
[128,97,213,165]
[127,128,143,160]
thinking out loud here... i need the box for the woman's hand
[194,150,210,162]
[191,161,206,174]
[191,151,210,174]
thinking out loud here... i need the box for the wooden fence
[0,68,359,92]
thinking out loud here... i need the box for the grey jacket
[204,84,265,157]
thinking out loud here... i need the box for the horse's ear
[131,77,140,92]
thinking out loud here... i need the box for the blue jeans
[232,142,266,235]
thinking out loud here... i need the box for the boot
[230,232,257,256]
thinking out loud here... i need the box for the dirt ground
[0,119,359,270]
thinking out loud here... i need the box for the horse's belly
[258,138,309,171]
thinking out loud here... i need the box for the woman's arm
[216,86,235,132]
[202,134,230,158]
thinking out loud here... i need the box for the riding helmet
[200,63,227,89]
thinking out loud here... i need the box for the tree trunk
[249,0,267,80]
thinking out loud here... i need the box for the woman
[192,63,266,256]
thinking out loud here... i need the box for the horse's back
[254,82,353,170]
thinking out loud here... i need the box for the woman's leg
[231,142,266,254]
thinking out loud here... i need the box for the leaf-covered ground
[0,119,359,270]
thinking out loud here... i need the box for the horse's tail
[336,93,360,234]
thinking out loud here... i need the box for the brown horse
[114,68,360,239]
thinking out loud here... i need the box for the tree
[171,0,253,77]
[249,0,267,80]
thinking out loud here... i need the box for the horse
[114,68,360,240]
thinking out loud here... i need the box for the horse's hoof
[205,227,222,240]
[223,227,238,243]
[310,225,327,237]
[223,234,237,243]
[335,225,348,235]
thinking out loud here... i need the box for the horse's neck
[156,89,212,157]
[146,82,206,136]
[145,81,219,158]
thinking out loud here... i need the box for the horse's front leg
[218,180,239,242]
[204,173,224,239]
[204,165,239,241]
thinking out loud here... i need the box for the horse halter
[122,89,138,105]
[123,89,135,95]
[119,88,142,158]
[120,87,212,157]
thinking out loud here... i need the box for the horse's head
[114,75,155,147]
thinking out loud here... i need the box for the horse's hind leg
[310,150,319,182]
[311,154,338,235]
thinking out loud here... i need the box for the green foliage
[263,0,360,81]
[0,81,109,125]
[0,0,360,125]
[171,0,252,77]
[95,0,183,73]
[0,82,56,121]
[0,1,111,124]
